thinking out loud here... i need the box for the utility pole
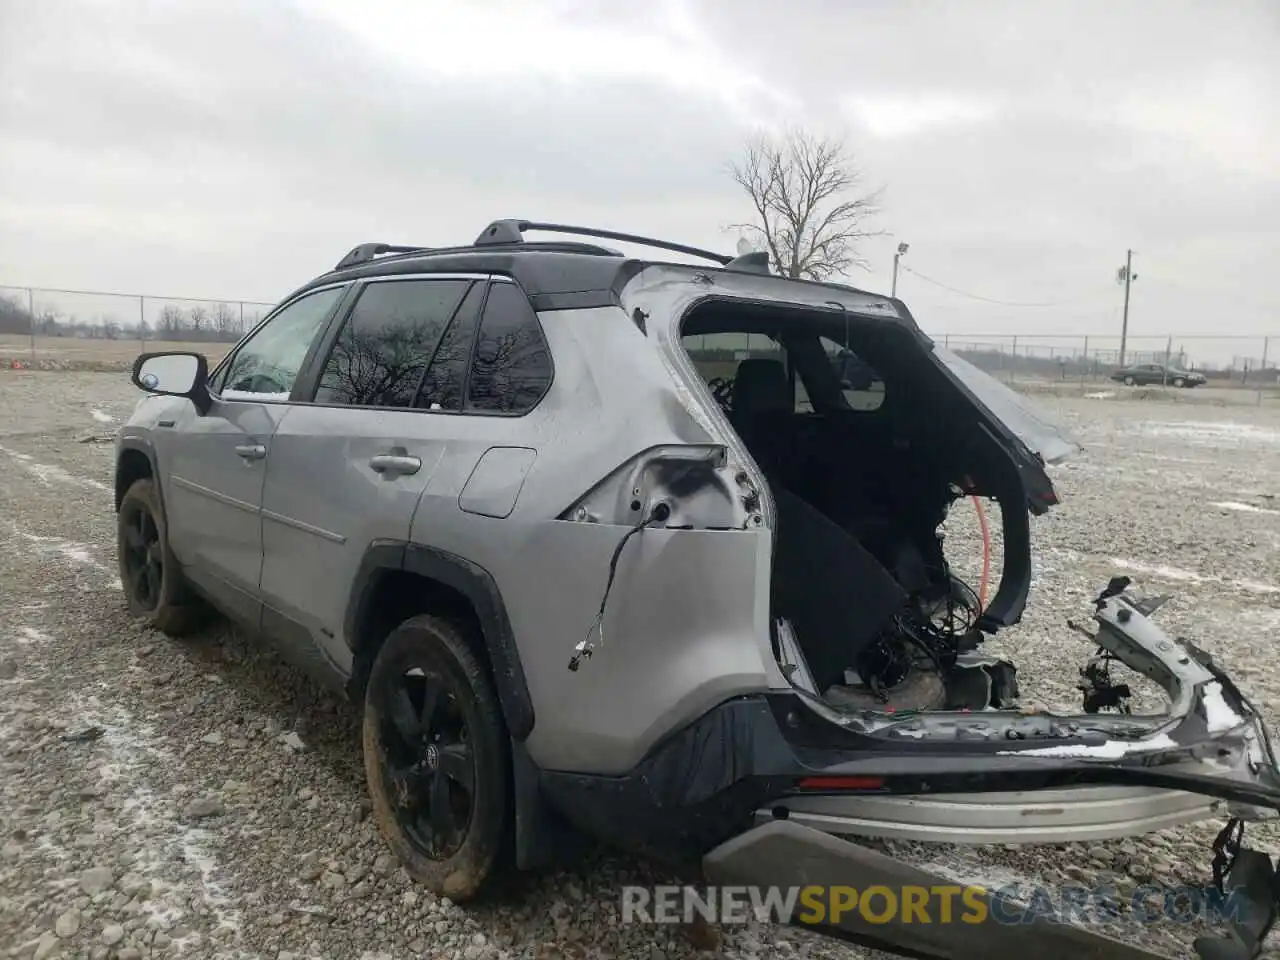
[27,288,35,362]
[1117,249,1137,367]
[891,242,909,297]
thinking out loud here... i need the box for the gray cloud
[1,0,1276,352]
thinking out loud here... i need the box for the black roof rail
[334,243,432,271]
[474,219,734,266]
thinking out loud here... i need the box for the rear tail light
[796,775,887,791]
[558,443,761,530]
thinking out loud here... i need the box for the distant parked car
[1110,362,1206,388]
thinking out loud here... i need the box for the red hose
[973,495,991,609]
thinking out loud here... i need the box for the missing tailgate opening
[680,299,1033,717]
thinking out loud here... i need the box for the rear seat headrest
[732,358,791,414]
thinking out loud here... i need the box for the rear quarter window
[464,282,552,415]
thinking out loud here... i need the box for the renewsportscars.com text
[620,883,1249,927]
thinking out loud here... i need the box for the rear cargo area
[680,299,1034,716]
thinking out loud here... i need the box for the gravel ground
[2,370,1279,960]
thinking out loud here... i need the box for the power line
[898,264,1109,309]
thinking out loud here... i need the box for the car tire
[1123,375,1136,386]
[1172,377,1186,388]
[117,478,203,636]
[363,614,509,902]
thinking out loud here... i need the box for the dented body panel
[403,303,787,774]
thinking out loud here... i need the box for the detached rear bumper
[542,586,1280,956]
[771,588,1280,839]
[768,779,1222,844]
[705,819,1280,960]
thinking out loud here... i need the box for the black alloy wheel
[116,478,201,635]
[362,614,508,901]
[377,664,476,859]
[120,499,163,612]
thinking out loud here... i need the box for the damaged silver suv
[115,221,1280,960]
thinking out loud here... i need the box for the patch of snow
[12,528,117,582]
[59,546,95,564]
[1147,421,1280,447]
[1211,500,1280,516]
[1000,733,1179,759]
[0,444,110,492]
[90,408,117,424]
[1088,450,1216,469]
[1108,557,1280,596]
[1201,682,1243,733]
[13,530,56,542]
[14,626,50,646]
[924,856,1051,897]
[1237,607,1280,633]
[30,462,110,491]
[68,695,243,934]
[1084,391,1116,399]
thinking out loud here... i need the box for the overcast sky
[1,0,1277,351]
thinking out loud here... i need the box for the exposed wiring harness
[915,576,981,664]
[855,576,982,700]
[567,501,672,672]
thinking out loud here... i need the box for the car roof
[281,218,899,314]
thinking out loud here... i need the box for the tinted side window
[314,279,467,407]
[416,282,485,411]
[218,286,343,399]
[465,283,552,414]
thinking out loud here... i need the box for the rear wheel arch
[345,541,535,742]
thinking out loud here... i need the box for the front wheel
[1122,375,1136,386]
[117,478,203,636]
[1172,377,1186,388]
[363,615,509,901]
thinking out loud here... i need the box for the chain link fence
[938,333,1277,407]
[937,333,1274,383]
[0,285,275,369]
[2,284,1276,403]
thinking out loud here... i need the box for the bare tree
[37,308,63,336]
[728,128,883,280]
[211,302,238,340]
[157,305,185,337]
[0,294,32,335]
[188,305,208,338]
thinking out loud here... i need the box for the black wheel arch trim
[345,540,535,741]
[114,438,162,512]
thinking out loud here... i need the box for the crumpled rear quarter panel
[406,305,787,775]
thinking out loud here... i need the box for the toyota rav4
[114,220,1280,960]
